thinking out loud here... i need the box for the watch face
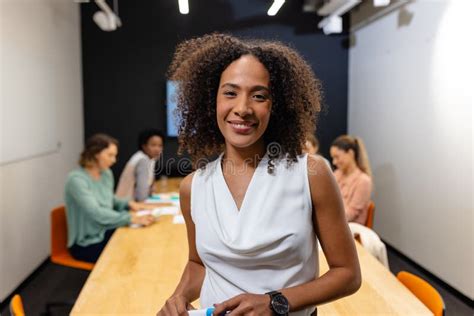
[271,294,290,315]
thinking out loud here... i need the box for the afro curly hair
[168,33,323,172]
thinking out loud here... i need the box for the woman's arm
[157,173,206,315]
[213,155,361,315]
[134,158,152,202]
[101,169,129,211]
[113,195,130,212]
[67,176,131,227]
[280,154,361,309]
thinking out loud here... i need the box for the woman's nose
[233,97,252,116]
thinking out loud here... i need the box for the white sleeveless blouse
[191,153,318,316]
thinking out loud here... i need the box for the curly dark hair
[138,128,164,150]
[168,33,322,171]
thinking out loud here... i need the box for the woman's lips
[227,120,256,134]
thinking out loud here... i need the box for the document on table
[130,207,182,228]
[145,192,180,206]
[172,214,185,224]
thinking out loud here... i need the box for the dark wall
[81,0,348,178]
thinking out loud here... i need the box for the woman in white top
[116,129,164,201]
[157,34,360,316]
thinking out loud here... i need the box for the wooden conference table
[71,179,431,315]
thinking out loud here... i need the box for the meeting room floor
[1,247,472,316]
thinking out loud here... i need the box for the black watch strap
[265,291,289,316]
[266,290,281,299]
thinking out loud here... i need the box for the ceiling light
[318,15,343,35]
[374,0,390,7]
[268,0,285,16]
[178,0,189,14]
[93,0,121,31]
[317,0,361,16]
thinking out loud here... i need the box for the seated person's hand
[129,200,157,212]
[131,213,155,226]
[128,200,140,212]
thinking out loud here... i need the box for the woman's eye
[253,94,268,101]
[223,91,236,97]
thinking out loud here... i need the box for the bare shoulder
[307,154,333,182]
[179,172,196,200]
[306,154,341,208]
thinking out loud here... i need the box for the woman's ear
[93,153,100,164]
[348,149,356,160]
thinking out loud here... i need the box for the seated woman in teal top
[65,133,155,263]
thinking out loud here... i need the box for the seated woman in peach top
[330,135,373,225]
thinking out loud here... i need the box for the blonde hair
[331,135,372,177]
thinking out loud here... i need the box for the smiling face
[142,135,163,159]
[330,146,355,171]
[216,54,272,152]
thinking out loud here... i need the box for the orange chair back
[365,201,375,229]
[50,205,94,270]
[397,271,445,316]
[51,206,68,258]
[10,294,25,316]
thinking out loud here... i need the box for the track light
[318,15,342,35]
[374,0,390,7]
[93,0,121,32]
[316,0,360,34]
[317,0,361,17]
[268,0,285,16]
[178,0,189,14]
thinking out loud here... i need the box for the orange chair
[397,271,445,316]
[51,206,94,270]
[10,294,25,316]
[365,201,375,229]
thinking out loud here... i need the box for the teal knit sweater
[65,168,131,247]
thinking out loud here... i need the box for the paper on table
[144,199,180,207]
[129,207,181,227]
[172,215,185,224]
[135,210,152,216]
[153,192,179,199]
[129,210,152,228]
[152,206,180,217]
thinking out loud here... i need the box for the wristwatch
[265,291,290,315]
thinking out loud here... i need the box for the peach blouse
[334,168,372,225]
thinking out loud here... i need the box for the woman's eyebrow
[220,83,240,89]
[220,83,270,93]
[250,85,270,93]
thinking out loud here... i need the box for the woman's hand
[213,294,272,316]
[128,200,140,212]
[130,213,155,226]
[157,295,195,316]
[129,200,157,212]
[128,200,144,212]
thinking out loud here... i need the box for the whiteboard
[0,1,61,165]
